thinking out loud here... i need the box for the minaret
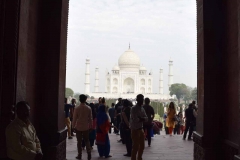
[94,67,99,92]
[168,58,173,92]
[85,58,90,94]
[159,68,163,94]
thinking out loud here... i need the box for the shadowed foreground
[66,132,193,160]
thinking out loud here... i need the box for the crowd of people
[64,94,157,160]
[4,94,197,160]
[163,101,198,140]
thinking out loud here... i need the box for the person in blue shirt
[64,98,74,139]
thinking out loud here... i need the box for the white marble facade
[84,46,173,100]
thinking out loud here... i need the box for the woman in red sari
[96,98,112,158]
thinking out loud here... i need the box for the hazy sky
[66,0,197,94]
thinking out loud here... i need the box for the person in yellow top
[166,102,176,136]
[5,101,43,160]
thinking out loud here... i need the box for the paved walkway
[66,132,193,160]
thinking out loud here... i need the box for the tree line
[169,83,197,104]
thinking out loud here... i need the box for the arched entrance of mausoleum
[123,78,135,93]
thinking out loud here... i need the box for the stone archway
[1,1,240,160]
[148,79,151,85]
[140,87,145,94]
[148,87,151,93]
[113,78,118,85]
[112,87,118,93]
[141,79,145,85]
[123,78,134,93]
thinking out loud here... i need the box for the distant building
[84,45,174,100]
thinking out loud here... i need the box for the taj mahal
[84,45,173,100]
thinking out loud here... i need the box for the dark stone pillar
[194,0,225,159]
[234,1,240,160]
[33,0,69,159]
[195,0,240,159]
[0,0,69,159]
[0,0,20,158]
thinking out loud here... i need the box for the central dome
[118,49,140,69]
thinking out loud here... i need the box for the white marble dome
[118,49,140,68]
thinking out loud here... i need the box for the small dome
[140,65,147,71]
[118,49,140,68]
[112,64,120,70]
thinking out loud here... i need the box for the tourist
[166,102,176,136]
[64,98,73,139]
[72,94,92,160]
[94,97,102,113]
[6,101,43,160]
[163,111,169,134]
[192,101,198,131]
[178,112,184,134]
[192,101,197,110]
[174,113,181,135]
[108,103,115,133]
[89,103,97,148]
[70,98,76,136]
[130,94,148,160]
[115,98,122,135]
[122,99,132,157]
[82,103,97,150]
[183,103,195,140]
[96,97,112,158]
[143,98,155,147]
[119,101,126,144]
[106,105,111,121]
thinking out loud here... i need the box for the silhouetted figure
[64,98,74,139]
[192,101,198,131]
[108,103,115,133]
[183,104,195,140]
[130,94,148,160]
[115,98,122,135]
[143,98,155,147]
[6,101,43,160]
[94,97,102,113]
[71,98,76,136]
[174,112,181,135]
[122,99,132,157]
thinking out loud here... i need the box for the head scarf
[97,105,108,126]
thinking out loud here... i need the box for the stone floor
[66,132,193,160]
